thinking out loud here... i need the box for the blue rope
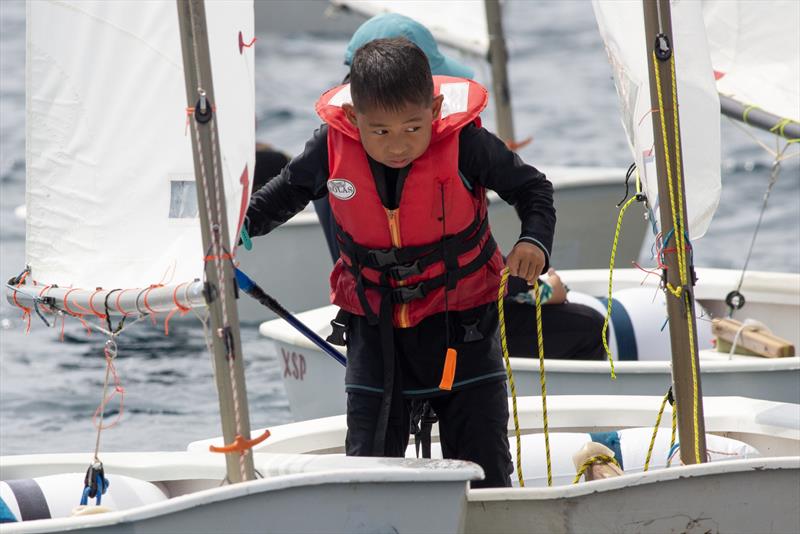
[79,474,109,506]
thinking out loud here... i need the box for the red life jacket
[316,76,505,328]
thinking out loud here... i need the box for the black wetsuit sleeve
[245,125,330,237]
[458,123,556,268]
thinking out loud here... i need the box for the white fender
[0,473,167,521]
[567,287,713,361]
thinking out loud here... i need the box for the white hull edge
[0,453,478,534]
[467,457,800,534]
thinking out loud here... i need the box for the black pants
[345,380,512,488]
[504,300,605,360]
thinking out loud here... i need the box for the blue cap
[344,13,474,79]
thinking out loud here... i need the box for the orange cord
[114,288,138,317]
[91,345,125,430]
[62,288,93,336]
[164,282,192,335]
[88,289,108,320]
[11,270,32,333]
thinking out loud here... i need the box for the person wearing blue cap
[344,13,475,79]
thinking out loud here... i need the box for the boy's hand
[506,241,546,284]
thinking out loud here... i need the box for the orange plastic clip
[208,430,270,455]
[438,348,458,391]
[506,137,533,151]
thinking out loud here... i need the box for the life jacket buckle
[389,261,422,280]
[392,283,426,303]
[327,320,348,346]
[368,248,398,267]
[326,308,351,346]
[461,320,484,342]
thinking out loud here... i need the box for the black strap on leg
[410,400,438,459]
[372,292,395,456]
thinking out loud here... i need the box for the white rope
[728,318,770,360]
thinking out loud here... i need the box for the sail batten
[25,1,254,290]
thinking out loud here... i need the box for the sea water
[1,0,798,455]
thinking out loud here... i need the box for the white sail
[703,0,800,123]
[26,0,254,290]
[331,0,488,56]
[592,0,721,239]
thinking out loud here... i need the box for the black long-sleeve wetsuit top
[246,123,556,267]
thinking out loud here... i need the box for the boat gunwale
[466,456,800,502]
[0,458,477,533]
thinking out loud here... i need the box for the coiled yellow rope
[653,50,702,464]
[573,454,621,484]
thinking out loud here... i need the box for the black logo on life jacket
[328,179,356,200]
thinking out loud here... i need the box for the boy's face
[343,95,444,169]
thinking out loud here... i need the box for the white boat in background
[237,165,648,323]
[263,267,800,421]
[187,395,800,533]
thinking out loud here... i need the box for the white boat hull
[237,166,647,323]
[189,395,800,534]
[261,269,800,420]
[467,457,800,534]
[0,453,478,533]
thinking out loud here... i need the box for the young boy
[246,38,555,488]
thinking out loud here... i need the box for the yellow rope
[769,118,800,144]
[533,278,552,487]
[601,195,638,378]
[653,51,702,464]
[643,388,671,471]
[497,268,524,486]
[742,104,760,125]
[667,399,678,467]
[573,454,620,484]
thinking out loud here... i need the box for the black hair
[349,37,434,112]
